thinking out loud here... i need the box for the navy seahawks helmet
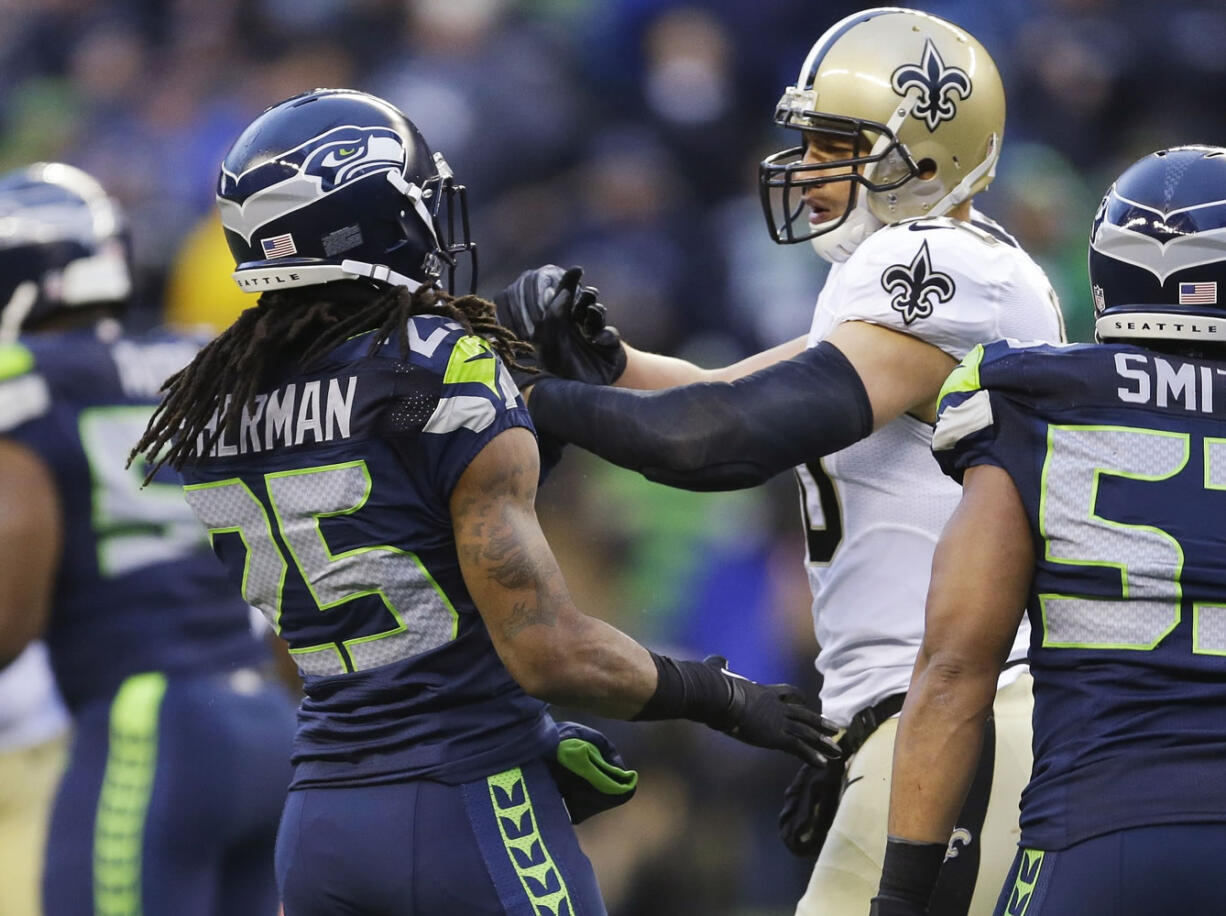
[0,162,131,340]
[1090,146,1226,346]
[217,88,476,296]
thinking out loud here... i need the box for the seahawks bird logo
[217,125,408,243]
[881,240,956,324]
[1091,186,1226,283]
[944,827,974,861]
[891,39,972,132]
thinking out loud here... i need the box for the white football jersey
[801,212,1064,725]
[0,641,68,752]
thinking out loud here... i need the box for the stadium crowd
[3,1,1226,913]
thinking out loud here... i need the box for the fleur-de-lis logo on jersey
[891,39,973,132]
[880,240,956,325]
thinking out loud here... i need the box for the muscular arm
[0,439,61,668]
[451,426,656,717]
[887,464,1032,845]
[615,336,807,389]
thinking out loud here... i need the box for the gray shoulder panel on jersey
[0,342,51,432]
[932,389,993,452]
[0,373,52,432]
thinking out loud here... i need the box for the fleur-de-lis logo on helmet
[890,39,973,132]
[880,240,956,325]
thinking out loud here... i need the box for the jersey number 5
[183,461,458,677]
[1040,424,1226,655]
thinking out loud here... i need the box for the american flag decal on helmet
[1179,281,1217,304]
[261,233,297,259]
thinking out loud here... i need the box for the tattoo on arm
[502,594,558,639]
[454,448,565,641]
[483,504,538,590]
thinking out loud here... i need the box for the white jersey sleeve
[810,213,1065,358]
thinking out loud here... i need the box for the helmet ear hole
[917,158,938,180]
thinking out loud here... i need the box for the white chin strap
[232,259,426,294]
[809,197,884,263]
[927,133,1000,218]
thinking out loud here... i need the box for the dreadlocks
[129,281,532,479]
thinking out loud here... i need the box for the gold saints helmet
[759,7,1005,262]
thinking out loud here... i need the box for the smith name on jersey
[179,315,557,789]
[934,339,1226,850]
[0,327,266,710]
[799,213,1065,726]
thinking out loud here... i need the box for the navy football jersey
[178,315,556,788]
[0,326,266,709]
[933,339,1226,849]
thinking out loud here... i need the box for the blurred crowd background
[5,0,1226,912]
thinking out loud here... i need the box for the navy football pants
[276,758,607,916]
[43,669,296,916]
[994,823,1226,915]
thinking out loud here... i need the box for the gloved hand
[493,264,567,342]
[779,754,844,856]
[869,895,927,916]
[547,721,638,825]
[493,265,626,386]
[703,656,841,766]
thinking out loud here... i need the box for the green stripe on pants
[94,672,167,916]
[487,766,573,914]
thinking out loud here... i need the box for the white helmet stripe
[1092,220,1226,285]
[797,8,905,88]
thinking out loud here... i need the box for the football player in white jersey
[494,8,1066,915]
[0,644,68,916]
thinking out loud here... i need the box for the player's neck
[947,199,974,222]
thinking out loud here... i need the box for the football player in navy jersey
[0,162,297,916]
[874,145,1226,916]
[129,88,838,916]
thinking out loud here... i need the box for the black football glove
[869,895,928,916]
[778,755,844,857]
[493,265,626,386]
[703,656,841,766]
[493,263,566,342]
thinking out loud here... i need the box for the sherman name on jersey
[934,339,1226,849]
[799,213,1065,725]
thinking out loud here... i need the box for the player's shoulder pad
[862,216,1011,265]
[401,315,521,437]
[0,341,35,382]
[0,341,52,432]
[932,339,1078,451]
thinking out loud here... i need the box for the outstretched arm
[874,464,1031,913]
[0,439,61,669]
[450,425,840,763]
[615,336,807,389]
[528,340,872,491]
[528,320,954,491]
